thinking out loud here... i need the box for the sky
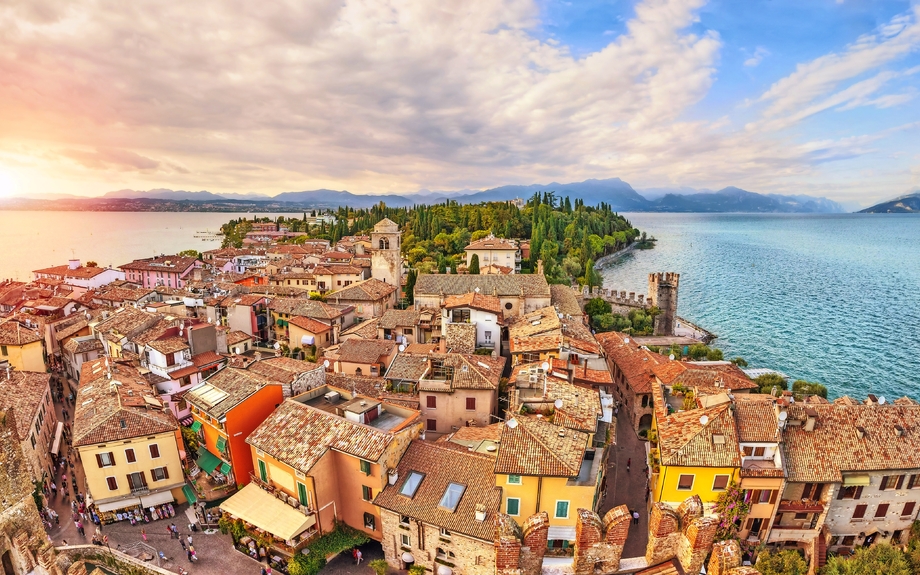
[0,0,918,207]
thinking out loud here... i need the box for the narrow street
[598,409,649,559]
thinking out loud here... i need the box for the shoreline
[593,243,638,269]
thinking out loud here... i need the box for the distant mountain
[859,192,920,213]
[272,189,415,208]
[455,178,651,211]
[649,187,846,213]
[104,188,230,201]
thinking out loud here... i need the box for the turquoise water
[597,213,920,401]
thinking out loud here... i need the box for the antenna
[554,398,563,409]
[778,411,788,421]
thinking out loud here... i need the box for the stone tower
[371,218,402,286]
[648,272,679,336]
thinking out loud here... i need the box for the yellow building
[508,333,562,367]
[0,321,46,372]
[73,359,189,523]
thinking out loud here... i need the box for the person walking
[356,549,363,565]
[632,510,640,525]
[626,458,631,472]
[180,538,187,552]
[352,549,358,564]
[141,528,147,542]
[187,534,193,546]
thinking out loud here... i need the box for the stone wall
[287,366,327,398]
[645,495,718,575]
[444,323,476,354]
[707,540,761,575]
[572,506,630,575]
[380,510,494,575]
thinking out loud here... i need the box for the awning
[546,526,577,541]
[219,462,232,475]
[196,446,222,474]
[190,421,202,432]
[182,484,198,505]
[843,474,871,486]
[401,553,415,563]
[97,497,141,513]
[216,436,227,452]
[220,483,315,541]
[50,422,64,455]
[141,491,175,507]
[301,335,315,346]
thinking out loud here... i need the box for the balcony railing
[778,499,826,513]
[476,341,495,348]
[130,485,150,495]
[249,473,315,517]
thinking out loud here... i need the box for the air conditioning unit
[528,375,538,384]
[324,391,341,402]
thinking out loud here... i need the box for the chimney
[474,503,487,522]
[895,425,904,437]
[439,338,446,354]
[804,407,817,432]
[856,426,866,439]
[68,259,81,270]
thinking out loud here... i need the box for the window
[795,512,810,520]
[127,471,147,490]
[30,435,36,449]
[151,467,169,482]
[505,303,513,310]
[427,396,437,409]
[426,419,437,432]
[909,475,920,489]
[555,500,569,519]
[713,475,729,491]
[360,460,371,475]
[451,309,471,323]
[903,502,916,517]
[96,452,115,468]
[677,474,694,490]
[506,498,520,516]
[404,328,413,335]
[106,476,118,490]
[258,460,268,482]
[149,444,160,459]
[802,483,824,500]
[298,483,309,507]
[838,486,863,500]
[1,346,6,356]
[362,485,373,501]
[759,490,775,504]
[466,397,476,411]
[363,512,376,531]
[875,503,889,519]
[440,527,451,539]
[399,515,410,527]
[893,530,904,544]
[400,471,425,498]
[753,446,766,457]
[841,536,855,546]
[880,475,905,491]
[507,475,522,485]
[125,448,136,463]
[484,330,492,342]
[439,483,466,511]
[400,533,411,548]
[852,504,867,520]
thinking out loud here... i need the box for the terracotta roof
[596,331,663,394]
[733,397,779,443]
[404,343,438,354]
[374,441,502,541]
[509,333,563,354]
[340,318,381,339]
[657,403,741,468]
[0,371,51,440]
[384,353,430,381]
[506,306,561,338]
[549,285,583,316]
[54,314,94,341]
[0,321,42,345]
[288,316,332,334]
[328,278,396,303]
[464,236,518,251]
[387,353,505,391]
[270,298,348,320]
[442,423,504,444]
[226,331,252,346]
[73,360,178,446]
[313,264,364,276]
[247,357,322,384]
[0,408,39,504]
[320,251,353,260]
[64,336,103,354]
[218,294,266,307]
[782,402,920,482]
[147,337,189,355]
[92,286,155,303]
[92,307,159,340]
[414,274,550,298]
[378,309,421,330]
[120,255,199,273]
[655,361,757,393]
[336,339,398,365]
[185,367,277,419]
[247,399,401,471]
[33,264,109,279]
[494,416,588,477]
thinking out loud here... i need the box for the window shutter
[875,503,889,518]
[852,504,867,519]
[836,486,845,500]
[909,475,917,489]
[466,397,476,410]
[96,454,103,468]
[751,490,761,503]
[150,444,160,458]
[904,502,916,517]
[427,396,436,408]
[745,518,754,530]
[896,475,905,490]
[126,449,136,463]
[769,489,778,504]
[163,466,169,480]
[855,486,863,499]
[880,476,889,491]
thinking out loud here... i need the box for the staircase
[816,532,828,570]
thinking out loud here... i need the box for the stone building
[647,272,679,336]
[414,275,551,319]
[375,441,502,575]
[463,236,520,274]
[0,370,57,483]
[596,332,663,434]
[371,218,403,288]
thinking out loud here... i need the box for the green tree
[754,373,787,395]
[404,269,418,305]
[792,379,828,398]
[753,549,807,575]
[669,344,683,359]
[469,253,480,275]
[706,348,724,361]
[730,357,748,367]
[823,544,912,575]
[368,559,389,575]
[688,344,710,360]
[178,249,202,259]
[584,298,612,318]
[593,313,615,332]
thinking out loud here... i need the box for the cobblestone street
[598,410,650,559]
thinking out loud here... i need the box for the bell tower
[371,218,402,286]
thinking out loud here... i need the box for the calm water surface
[599,213,920,400]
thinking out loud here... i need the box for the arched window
[355,367,363,376]
[379,238,390,250]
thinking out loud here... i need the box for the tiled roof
[733,397,779,443]
[92,307,158,339]
[54,314,94,341]
[247,399,398,471]
[374,441,502,541]
[320,251,353,260]
[120,255,199,273]
[387,353,505,391]
[378,309,421,330]
[414,274,550,298]
[248,357,322,384]
[509,333,563,354]
[0,371,51,440]
[328,278,396,302]
[494,416,588,477]
[384,354,430,381]
[218,294,266,307]
[507,307,561,338]
[33,264,109,279]
[313,264,364,276]
[0,321,42,345]
[340,318,380,339]
[147,337,189,355]
[270,298,347,320]
[549,285,583,316]
[64,337,103,354]
[404,343,438,354]
[336,339,397,365]
[464,236,518,251]
[73,360,178,446]
[657,403,740,468]
[185,367,277,419]
[443,292,502,316]
[596,331,663,394]
[442,423,504,444]
[288,316,332,334]
[226,331,252,346]
[782,402,920,482]
[93,286,155,303]
[656,361,758,393]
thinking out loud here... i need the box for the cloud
[60,148,160,171]
[744,46,770,67]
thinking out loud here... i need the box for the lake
[598,213,920,400]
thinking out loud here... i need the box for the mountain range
[859,191,920,213]
[4,178,850,213]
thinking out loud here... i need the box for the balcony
[476,341,496,349]
[778,499,826,513]
[130,485,150,495]
[249,473,315,517]
[768,526,820,543]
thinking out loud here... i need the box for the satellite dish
[234,347,241,354]
[554,399,563,409]
[624,337,630,344]
[273,342,281,350]
[323,359,330,368]
[879,396,886,405]
[699,415,709,425]
[778,411,788,421]
[541,361,550,372]
[669,354,675,361]
[207,317,213,323]
[505,418,519,429]
[398,344,406,353]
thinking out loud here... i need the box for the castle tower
[371,218,402,286]
[648,272,679,336]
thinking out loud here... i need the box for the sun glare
[0,171,17,198]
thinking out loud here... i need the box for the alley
[598,409,650,559]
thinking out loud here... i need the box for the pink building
[120,255,201,289]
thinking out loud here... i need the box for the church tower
[371,218,402,286]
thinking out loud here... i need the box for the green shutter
[556,500,569,518]
[216,436,227,452]
[258,460,267,482]
[363,485,373,501]
[360,460,371,475]
[298,482,309,506]
[219,462,231,475]
[189,421,202,432]
[507,498,519,516]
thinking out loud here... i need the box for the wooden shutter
[855,486,863,499]
[769,489,779,504]
[106,477,117,490]
[96,453,103,468]
[896,475,905,490]
[880,476,889,490]
[852,504,867,519]
[466,397,476,410]
[875,503,889,518]
[426,396,436,408]
[125,448,136,463]
[751,490,761,503]
[837,486,845,500]
[909,475,917,489]
[903,502,916,517]
[149,444,160,458]
[163,466,169,480]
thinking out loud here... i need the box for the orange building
[185,367,284,494]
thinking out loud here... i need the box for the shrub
[409,566,427,575]
[753,549,807,575]
[754,373,787,395]
[288,552,326,575]
[369,559,389,575]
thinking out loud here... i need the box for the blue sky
[0,0,918,206]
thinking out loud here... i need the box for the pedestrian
[142,528,147,542]
[180,539,187,551]
[632,510,640,525]
[261,568,267,575]
[356,549,363,565]
[352,548,358,564]
[187,534,193,545]
[187,550,193,562]
[627,458,631,472]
